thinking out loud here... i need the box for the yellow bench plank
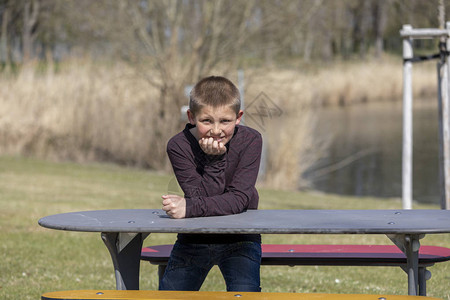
[41,290,440,300]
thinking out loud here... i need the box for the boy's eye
[201,119,211,124]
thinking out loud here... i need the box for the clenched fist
[199,137,226,155]
[161,194,186,219]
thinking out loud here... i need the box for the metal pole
[440,22,450,209]
[437,57,445,208]
[402,24,414,209]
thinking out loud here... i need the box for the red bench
[141,244,450,296]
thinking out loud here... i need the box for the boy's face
[188,105,243,145]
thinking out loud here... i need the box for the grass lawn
[0,155,449,299]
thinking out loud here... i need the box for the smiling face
[188,105,243,145]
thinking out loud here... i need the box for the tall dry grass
[245,56,436,108]
[243,56,436,189]
[0,57,437,189]
[0,59,166,168]
[243,72,327,190]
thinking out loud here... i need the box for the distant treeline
[0,0,447,67]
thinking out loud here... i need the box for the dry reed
[0,59,163,168]
[0,57,437,189]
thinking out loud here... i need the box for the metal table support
[101,232,149,290]
[388,234,425,295]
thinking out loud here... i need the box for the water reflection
[305,100,440,204]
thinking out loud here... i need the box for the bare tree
[0,0,10,65]
[374,0,389,58]
[69,0,258,168]
[22,0,39,63]
[438,0,445,29]
[0,0,66,66]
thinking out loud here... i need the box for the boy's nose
[210,125,222,135]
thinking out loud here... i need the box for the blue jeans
[159,241,261,292]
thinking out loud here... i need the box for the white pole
[441,22,450,209]
[402,24,414,209]
[437,57,446,208]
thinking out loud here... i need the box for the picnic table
[38,209,450,296]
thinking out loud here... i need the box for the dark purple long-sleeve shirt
[167,123,262,243]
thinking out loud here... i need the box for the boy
[160,76,263,292]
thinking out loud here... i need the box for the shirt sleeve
[167,130,262,218]
[166,136,227,198]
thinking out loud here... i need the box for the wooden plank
[38,209,450,234]
[41,290,440,300]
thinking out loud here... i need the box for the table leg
[101,232,149,290]
[418,267,426,296]
[158,265,167,282]
[387,234,423,296]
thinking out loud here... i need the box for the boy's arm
[167,141,227,198]
[169,132,262,218]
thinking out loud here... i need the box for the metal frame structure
[400,24,450,210]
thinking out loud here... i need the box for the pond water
[304,99,441,205]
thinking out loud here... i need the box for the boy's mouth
[208,136,225,142]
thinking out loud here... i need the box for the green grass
[0,155,449,299]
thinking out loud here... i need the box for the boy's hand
[199,137,226,155]
[162,194,186,219]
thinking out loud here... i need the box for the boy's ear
[235,110,244,125]
[187,109,196,125]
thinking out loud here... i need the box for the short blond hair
[189,76,241,116]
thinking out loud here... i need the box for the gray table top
[38,209,450,235]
